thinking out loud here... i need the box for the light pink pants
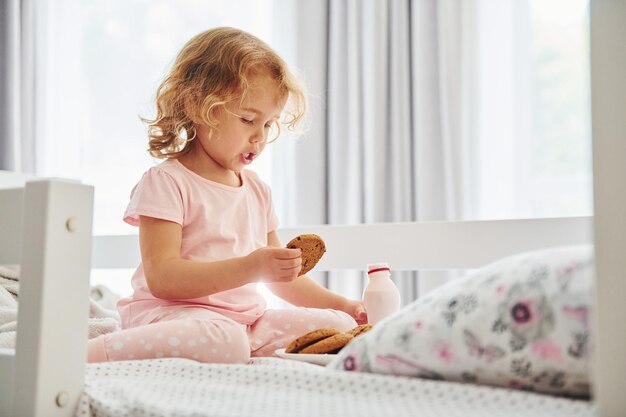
[87,307,357,364]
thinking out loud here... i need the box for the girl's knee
[315,309,358,331]
[223,323,250,363]
[334,310,358,330]
[194,319,250,364]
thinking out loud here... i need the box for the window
[36,0,283,235]
[36,1,289,297]
[35,1,592,298]
[474,0,591,220]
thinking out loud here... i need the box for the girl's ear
[194,123,212,142]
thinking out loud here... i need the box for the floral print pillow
[327,246,593,397]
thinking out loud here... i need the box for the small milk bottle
[363,263,401,325]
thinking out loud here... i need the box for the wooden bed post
[590,1,626,416]
[12,180,94,417]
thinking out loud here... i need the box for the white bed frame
[0,1,623,416]
[0,180,596,417]
[0,177,94,417]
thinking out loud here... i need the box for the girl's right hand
[246,247,302,283]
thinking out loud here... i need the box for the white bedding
[0,266,121,349]
[78,357,593,417]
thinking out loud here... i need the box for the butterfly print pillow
[328,245,593,397]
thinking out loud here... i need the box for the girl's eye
[241,118,254,125]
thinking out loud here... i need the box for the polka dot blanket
[77,357,593,417]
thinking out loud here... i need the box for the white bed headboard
[91,216,593,271]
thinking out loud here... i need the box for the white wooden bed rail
[0,183,614,417]
[92,217,593,271]
[0,179,94,417]
[590,1,626,415]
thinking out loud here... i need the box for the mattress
[78,357,593,417]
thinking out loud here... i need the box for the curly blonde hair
[144,27,307,158]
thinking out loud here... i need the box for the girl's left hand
[341,299,368,325]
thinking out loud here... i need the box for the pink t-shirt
[117,159,279,327]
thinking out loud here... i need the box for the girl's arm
[264,231,367,323]
[139,216,302,299]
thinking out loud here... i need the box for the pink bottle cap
[367,262,390,275]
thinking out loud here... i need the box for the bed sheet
[78,357,594,417]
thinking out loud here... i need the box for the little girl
[87,27,366,364]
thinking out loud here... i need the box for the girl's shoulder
[147,158,183,177]
[142,159,196,185]
[130,159,195,198]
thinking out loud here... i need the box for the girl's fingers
[280,263,301,272]
[281,256,302,267]
[275,248,301,260]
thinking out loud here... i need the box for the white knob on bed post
[55,391,70,407]
[65,217,77,232]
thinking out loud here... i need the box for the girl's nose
[250,129,266,144]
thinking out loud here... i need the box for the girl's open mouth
[242,152,256,164]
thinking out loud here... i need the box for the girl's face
[185,74,286,186]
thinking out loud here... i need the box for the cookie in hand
[286,234,326,276]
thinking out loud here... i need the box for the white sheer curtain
[0,0,37,173]
[5,0,291,298]
[410,0,475,296]
[474,0,591,219]
[273,0,471,303]
[4,0,283,238]
[2,0,591,303]
[327,0,471,301]
[274,0,591,304]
